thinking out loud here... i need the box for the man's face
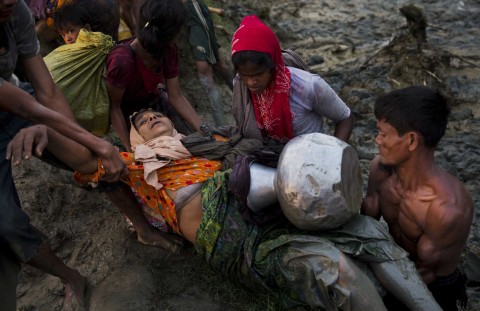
[375,119,411,166]
[0,0,17,23]
[236,61,274,95]
[133,111,174,141]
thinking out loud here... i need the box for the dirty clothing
[184,0,220,64]
[195,171,408,310]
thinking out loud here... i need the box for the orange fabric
[46,0,70,28]
[73,159,106,185]
[74,152,221,234]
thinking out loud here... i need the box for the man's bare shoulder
[368,156,394,185]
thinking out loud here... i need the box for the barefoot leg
[27,231,86,310]
[105,184,184,253]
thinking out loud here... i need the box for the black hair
[231,50,275,72]
[53,2,91,32]
[136,0,186,59]
[374,86,451,148]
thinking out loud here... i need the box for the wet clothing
[185,0,220,64]
[105,38,180,124]
[73,147,412,309]
[195,170,408,310]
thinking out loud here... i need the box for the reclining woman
[8,109,442,311]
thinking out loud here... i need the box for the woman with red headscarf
[231,15,354,143]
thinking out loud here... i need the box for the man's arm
[166,76,203,133]
[361,156,388,220]
[106,82,131,151]
[20,55,76,121]
[0,81,128,181]
[333,113,355,142]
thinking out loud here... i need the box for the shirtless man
[361,86,473,311]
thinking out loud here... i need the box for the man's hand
[6,125,48,166]
[93,141,129,182]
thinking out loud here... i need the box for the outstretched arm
[6,125,99,175]
[0,81,127,181]
[107,82,132,151]
[361,156,389,219]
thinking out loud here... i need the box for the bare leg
[104,184,184,253]
[27,236,86,311]
[370,258,441,311]
[213,58,234,90]
[196,60,225,127]
[337,253,387,311]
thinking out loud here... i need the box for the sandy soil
[14,0,480,310]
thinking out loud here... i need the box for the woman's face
[236,61,275,94]
[133,111,174,141]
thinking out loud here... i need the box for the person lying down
[8,109,442,311]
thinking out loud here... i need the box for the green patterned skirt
[195,171,407,309]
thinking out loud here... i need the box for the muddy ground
[15,0,480,310]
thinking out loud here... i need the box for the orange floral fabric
[74,152,221,234]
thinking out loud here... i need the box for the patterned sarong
[195,171,408,309]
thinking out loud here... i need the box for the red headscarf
[232,15,293,141]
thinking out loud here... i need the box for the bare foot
[63,271,87,311]
[137,229,185,253]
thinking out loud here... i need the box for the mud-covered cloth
[195,171,408,310]
[184,0,220,64]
